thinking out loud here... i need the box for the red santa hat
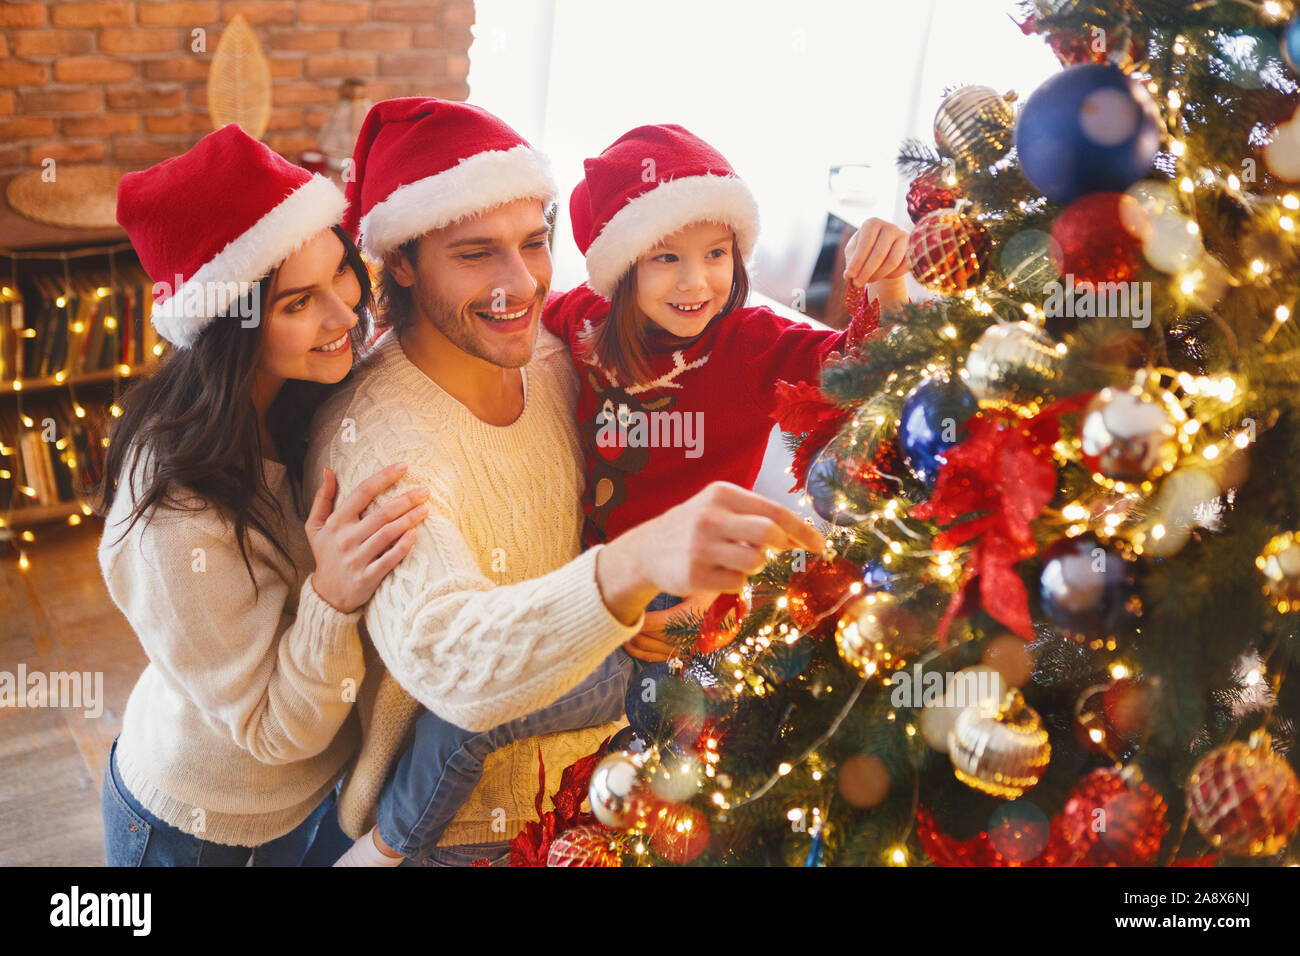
[572,124,759,297]
[116,123,346,349]
[343,97,557,259]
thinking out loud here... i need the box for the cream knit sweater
[98,446,367,847]
[305,326,639,848]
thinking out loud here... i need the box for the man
[305,98,825,865]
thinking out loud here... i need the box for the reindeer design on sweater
[578,334,711,544]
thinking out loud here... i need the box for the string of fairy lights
[1,241,160,571]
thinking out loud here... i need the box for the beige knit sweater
[98,445,367,847]
[305,326,639,848]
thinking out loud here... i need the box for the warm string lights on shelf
[1,241,146,570]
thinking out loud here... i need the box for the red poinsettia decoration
[844,286,883,348]
[507,738,611,867]
[771,380,852,493]
[910,394,1092,643]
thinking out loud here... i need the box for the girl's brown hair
[578,235,750,387]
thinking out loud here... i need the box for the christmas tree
[537,0,1300,868]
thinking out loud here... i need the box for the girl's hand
[622,591,721,663]
[843,217,910,285]
[305,463,431,614]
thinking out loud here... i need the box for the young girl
[342,122,904,867]
[545,123,908,678]
[99,124,429,866]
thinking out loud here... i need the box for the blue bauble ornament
[862,559,898,592]
[1285,16,1300,74]
[1015,63,1160,204]
[624,657,713,739]
[807,447,861,527]
[898,373,978,486]
[1038,534,1140,645]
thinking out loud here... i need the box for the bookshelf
[1,174,165,541]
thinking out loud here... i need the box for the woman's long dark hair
[98,225,372,590]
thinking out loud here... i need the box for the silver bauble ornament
[1079,385,1187,489]
[963,320,1063,412]
[589,751,646,830]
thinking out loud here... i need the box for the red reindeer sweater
[543,284,852,548]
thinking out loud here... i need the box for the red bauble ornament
[546,823,623,867]
[1060,766,1169,866]
[695,592,749,654]
[908,208,991,294]
[1073,684,1133,759]
[785,555,861,631]
[906,168,962,223]
[1049,192,1145,287]
[647,803,711,864]
[1102,677,1151,739]
[1186,732,1300,857]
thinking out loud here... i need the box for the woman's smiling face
[257,228,363,385]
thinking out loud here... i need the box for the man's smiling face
[388,198,553,370]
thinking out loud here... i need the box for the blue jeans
[625,592,683,737]
[101,735,343,867]
[375,647,634,864]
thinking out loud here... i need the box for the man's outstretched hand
[596,482,825,628]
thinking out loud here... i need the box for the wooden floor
[0,516,145,866]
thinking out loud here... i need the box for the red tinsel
[771,380,851,493]
[507,738,612,867]
[1016,15,1124,69]
[910,394,1092,643]
[917,805,1220,867]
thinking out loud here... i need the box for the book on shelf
[1,396,110,514]
[1,265,155,384]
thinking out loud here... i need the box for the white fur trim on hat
[358,144,557,258]
[151,174,347,349]
[584,174,759,297]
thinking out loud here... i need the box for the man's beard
[416,284,547,369]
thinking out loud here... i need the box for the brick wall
[0,0,474,176]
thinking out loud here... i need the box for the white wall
[467,0,1061,297]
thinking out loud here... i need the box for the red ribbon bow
[910,394,1091,644]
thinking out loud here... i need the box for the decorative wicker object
[5,166,131,230]
[208,14,272,140]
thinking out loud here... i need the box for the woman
[98,124,428,866]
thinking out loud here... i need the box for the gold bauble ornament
[833,592,912,676]
[1257,531,1300,613]
[934,86,1017,168]
[948,689,1051,798]
[963,320,1063,412]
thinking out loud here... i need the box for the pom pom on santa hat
[343,97,557,259]
[115,123,346,349]
[571,124,760,298]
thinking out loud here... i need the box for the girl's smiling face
[634,222,735,339]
